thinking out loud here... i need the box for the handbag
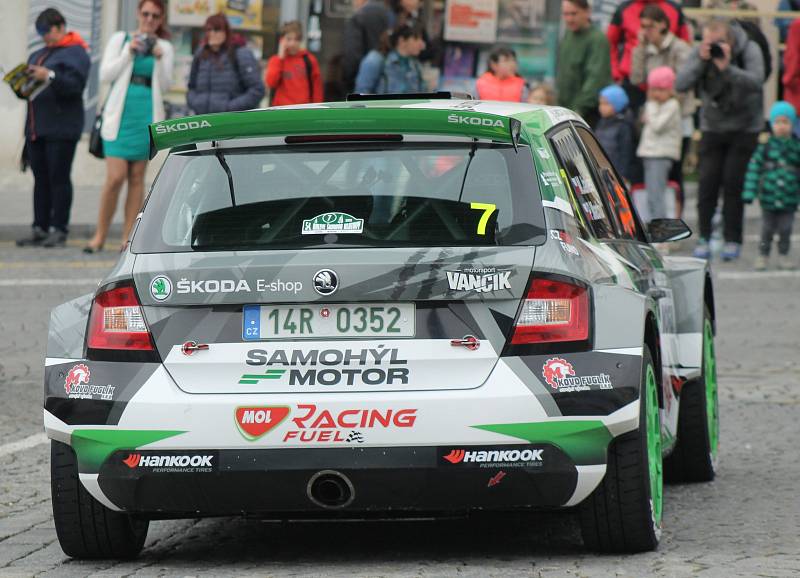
[90,33,130,159]
[88,110,104,158]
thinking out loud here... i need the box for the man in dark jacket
[17,8,90,248]
[342,0,392,92]
[676,18,764,261]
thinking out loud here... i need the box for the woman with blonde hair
[85,0,173,253]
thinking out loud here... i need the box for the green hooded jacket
[743,136,800,212]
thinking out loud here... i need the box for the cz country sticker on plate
[243,303,415,340]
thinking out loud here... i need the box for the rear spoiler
[148,107,523,159]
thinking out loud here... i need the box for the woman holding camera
[85,0,173,253]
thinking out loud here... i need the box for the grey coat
[187,46,265,114]
[675,22,764,133]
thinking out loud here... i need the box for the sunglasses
[141,11,162,20]
[205,26,224,32]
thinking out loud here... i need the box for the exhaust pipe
[307,470,355,509]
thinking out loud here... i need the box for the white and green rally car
[45,94,719,558]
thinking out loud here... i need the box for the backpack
[735,20,772,82]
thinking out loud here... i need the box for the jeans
[697,131,759,243]
[760,209,795,256]
[643,157,673,221]
[27,138,78,233]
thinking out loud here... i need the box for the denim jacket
[354,50,425,94]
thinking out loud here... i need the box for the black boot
[42,229,68,248]
[15,226,48,247]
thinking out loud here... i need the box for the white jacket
[636,98,682,161]
[99,31,174,141]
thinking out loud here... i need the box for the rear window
[133,142,546,253]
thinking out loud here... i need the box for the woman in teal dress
[86,0,173,252]
[103,49,155,160]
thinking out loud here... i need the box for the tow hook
[181,341,209,356]
[450,335,480,350]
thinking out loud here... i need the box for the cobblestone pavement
[0,236,799,577]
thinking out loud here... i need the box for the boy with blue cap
[595,84,636,182]
[743,101,800,270]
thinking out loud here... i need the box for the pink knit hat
[648,66,676,90]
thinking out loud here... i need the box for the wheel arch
[704,272,716,334]
[643,311,663,410]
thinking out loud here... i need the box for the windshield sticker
[549,230,580,256]
[536,148,551,160]
[446,267,512,293]
[539,171,561,189]
[469,202,497,235]
[302,212,364,235]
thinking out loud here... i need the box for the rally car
[44,94,719,559]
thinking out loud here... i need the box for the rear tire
[664,308,719,482]
[51,440,148,559]
[579,346,662,553]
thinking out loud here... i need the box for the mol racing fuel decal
[234,404,417,444]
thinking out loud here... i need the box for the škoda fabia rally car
[45,94,719,558]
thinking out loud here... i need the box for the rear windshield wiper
[214,143,236,207]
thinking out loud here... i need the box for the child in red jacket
[265,21,323,105]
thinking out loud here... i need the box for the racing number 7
[470,202,497,236]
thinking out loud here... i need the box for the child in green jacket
[743,101,800,270]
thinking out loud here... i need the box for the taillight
[511,278,590,345]
[87,284,154,351]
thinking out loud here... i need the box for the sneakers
[693,239,711,259]
[721,242,741,261]
[754,254,768,271]
[15,226,48,247]
[41,230,67,248]
[777,255,795,270]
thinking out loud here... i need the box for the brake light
[87,285,155,351]
[510,278,589,345]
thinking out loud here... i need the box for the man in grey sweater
[676,18,764,260]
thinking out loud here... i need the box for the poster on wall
[215,0,262,30]
[444,0,498,44]
[169,0,214,27]
[169,0,262,30]
[496,0,547,44]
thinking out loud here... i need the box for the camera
[709,42,725,59]
[134,33,156,56]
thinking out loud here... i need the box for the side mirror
[647,218,692,243]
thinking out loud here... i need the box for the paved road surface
[0,237,799,577]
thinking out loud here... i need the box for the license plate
[242,303,415,340]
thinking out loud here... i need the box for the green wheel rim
[704,319,719,459]
[645,364,663,526]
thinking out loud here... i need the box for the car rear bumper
[91,444,585,516]
[45,352,641,513]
